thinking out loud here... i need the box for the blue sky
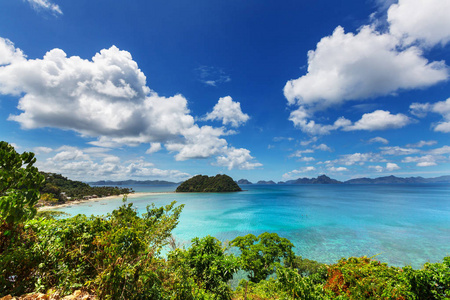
[1,0,449,182]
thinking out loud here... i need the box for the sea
[55,183,450,269]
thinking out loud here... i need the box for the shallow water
[56,184,450,268]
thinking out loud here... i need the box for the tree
[231,232,295,283]
[0,141,45,225]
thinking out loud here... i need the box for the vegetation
[0,141,45,226]
[1,142,450,299]
[39,172,133,204]
[176,174,242,193]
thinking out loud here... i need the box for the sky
[0,0,449,182]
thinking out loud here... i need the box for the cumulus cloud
[368,137,389,144]
[386,162,400,171]
[146,143,162,154]
[409,98,450,133]
[369,165,384,172]
[334,152,385,166]
[36,146,190,181]
[328,166,348,172]
[0,37,259,170]
[284,0,450,134]
[282,166,316,180]
[215,147,262,170]
[402,155,438,167]
[204,96,250,127]
[284,25,448,108]
[388,0,450,46]
[343,110,411,131]
[25,0,62,15]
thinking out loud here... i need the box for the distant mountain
[345,175,450,184]
[89,179,177,186]
[256,180,276,185]
[285,175,342,184]
[237,179,253,184]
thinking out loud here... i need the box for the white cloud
[368,137,389,144]
[0,38,26,66]
[369,165,384,172]
[290,149,315,157]
[406,140,437,148]
[328,166,348,172]
[204,96,250,127]
[284,25,448,109]
[335,152,385,166]
[146,143,162,154]
[388,0,450,46]
[299,157,315,162]
[0,37,259,170]
[314,143,332,152]
[195,66,230,87]
[282,166,316,180]
[430,145,450,155]
[36,147,190,181]
[215,147,262,170]
[386,162,400,171]
[33,146,53,154]
[402,155,438,167]
[25,0,62,15]
[343,110,411,131]
[284,0,450,135]
[409,98,450,133]
[380,146,420,156]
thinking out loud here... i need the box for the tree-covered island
[176,174,242,193]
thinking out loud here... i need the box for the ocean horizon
[55,183,450,269]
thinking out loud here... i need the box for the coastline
[38,191,176,211]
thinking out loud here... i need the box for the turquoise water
[56,184,450,269]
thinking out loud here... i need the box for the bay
[56,183,450,269]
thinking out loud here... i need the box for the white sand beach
[38,191,176,211]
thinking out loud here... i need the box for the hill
[176,174,242,192]
[40,172,132,204]
[345,175,450,184]
[284,175,342,184]
[237,179,253,184]
[89,179,177,185]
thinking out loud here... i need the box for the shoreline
[38,191,177,211]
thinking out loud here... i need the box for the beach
[38,191,176,211]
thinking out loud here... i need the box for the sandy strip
[38,191,176,211]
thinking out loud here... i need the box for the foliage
[40,172,133,202]
[0,141,45,225]
[231,232,295,283]
[168,236,238,299]
[176,174,242,193]
[292,255,326,277]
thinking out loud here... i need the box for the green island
[1,142,450,300]
[176,174,242,193]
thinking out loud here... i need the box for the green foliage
[1,198,184,298]
[40,172,132,202]
[169,236,238,299]
[176,174,242,193]
[0,141,45,225]
[231,232,295,283]
[292,255,326,277]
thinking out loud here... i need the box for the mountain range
[238,175,450,185]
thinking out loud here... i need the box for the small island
[176,174,242,192]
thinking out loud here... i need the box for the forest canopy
[176,174,242,193]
